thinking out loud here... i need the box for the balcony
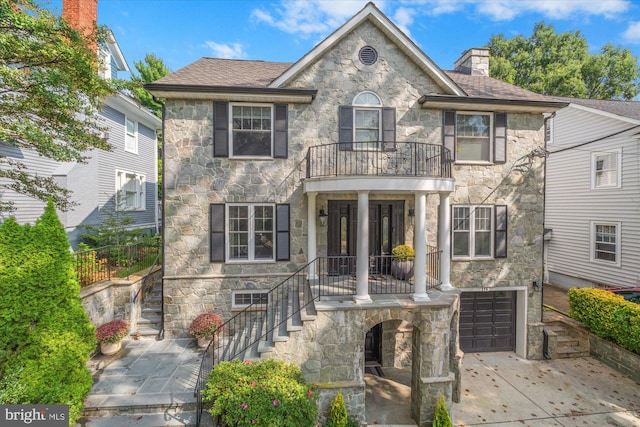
[306,142,451,178]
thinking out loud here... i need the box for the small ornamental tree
[202,359,318,427]
[326,390,348,427]
[432,395,452,427]
[0,199,96,425]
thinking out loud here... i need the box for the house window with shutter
[339,92,395,151]
[452,205,507,259]
[443,111,506,163]
[213,103,288,159]
[591,149,621,189]
[209,203,290,263]
[591,221,620,265]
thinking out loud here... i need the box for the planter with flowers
[189,313,224,348]
[96,319,129,355]
[391,244,415,280]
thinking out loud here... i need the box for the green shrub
[569,288,640,354]
[0,200,96,425]
[326,390,348,427]
[432,395,452,427]
[202,359,318,427]
[392,244,415,261]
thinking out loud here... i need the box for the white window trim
[352,91,382,149]
[544,115,554,145]
[454,111,493,164]
[231,290,269,310]
[225,203,276,263]
[591,148,622,189]
[115,169,146,211]
[229,103,274,159]
[590,221,621,267]
[452,205,495,260]
[125,117,138,154]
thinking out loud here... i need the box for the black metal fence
[74,237,161,287]
[306,142,452,178]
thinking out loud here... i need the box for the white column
[307,192,318,279]
[412,191,430,301]
[355,191,371,303]
[439,192,454,290]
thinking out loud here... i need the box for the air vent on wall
[359,46,378,65]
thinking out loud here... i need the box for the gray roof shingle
[445,71,559,103]
[553,96,640,121]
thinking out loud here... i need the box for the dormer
[98,29,129,80]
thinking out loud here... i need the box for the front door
[327,200,404,275]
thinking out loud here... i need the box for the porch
[304,142,456,303]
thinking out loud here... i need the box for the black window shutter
[494,112,507,163]
[274,104,288,158]
[210,204,225,262]
[275,204,290,261]
[494,205,507,258]
[213,102,229,157]
[339,106,353,151]
[443,111,456,161]
[382,107,396,151]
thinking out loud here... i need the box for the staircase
[543,312,590,359]
[133,276,163,339]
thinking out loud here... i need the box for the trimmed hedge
[0,200,96,424]
[568,288,640,354]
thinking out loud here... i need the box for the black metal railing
[74,237,161,287]
[194,248,441,426]
[306,142,451,179]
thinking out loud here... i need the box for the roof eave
[419,95,568,113]
[144,84,317,103]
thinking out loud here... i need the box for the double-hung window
[591,149,621,189]
[591,221,620,265]
[443,111,507,163]
[452,205,507,259]
[353,91,381,150]
[125,118,138,154]
[116,170,145,210]
[231,104,273,157]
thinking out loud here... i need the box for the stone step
[557,335,581,347]
[138,315,162,325]
[76,411,209,427]
[556,346,590,358]
[82,393,196,417]
[133,325,161,338]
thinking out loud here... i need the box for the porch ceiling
[303,176,455,194]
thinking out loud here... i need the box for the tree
[487,22,640,100]
[0,199,96,424]
[0,0,122,213]
[130,53,171,198]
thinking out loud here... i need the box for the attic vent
[359,46,378,65]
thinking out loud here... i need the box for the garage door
[460,291,516,352]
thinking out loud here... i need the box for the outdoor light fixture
[318,208,328,226]
[408,208,415,226]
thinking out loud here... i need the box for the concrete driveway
[450,352,640,427]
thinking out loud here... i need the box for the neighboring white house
[545,97,640,289]
[0,0,161,248]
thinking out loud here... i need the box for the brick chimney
[454,48,489,76]
[62,0,98,47]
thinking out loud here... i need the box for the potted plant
[391,244,414,280]
[189,313,224,348]
[96,319,129,355]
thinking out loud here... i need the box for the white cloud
[473,0,630,21]
[203,41,247,59]
[622,21,640,43]
[392,7,414,36]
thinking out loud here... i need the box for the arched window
[352,91,382,148]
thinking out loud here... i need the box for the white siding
[546,105,640,288]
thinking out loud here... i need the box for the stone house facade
[147,3,565,424]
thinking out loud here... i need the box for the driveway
[450,352,640,426]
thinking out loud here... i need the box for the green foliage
[326,390,348,427]
[79,202,144,247]
[202,359,318,427]
[0,200,96,425]
[487,22,640,100]
[0,0,124,213]
[96,319,129,344]
[569,288,640,354]
[392,244,415,261]
[432,395,452,427]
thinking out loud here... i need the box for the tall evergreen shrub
[0,200,96,424]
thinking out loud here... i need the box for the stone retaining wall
[590,334,640,384]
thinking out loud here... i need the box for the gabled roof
[268,2,463,95]
[104,29,128,72]
[553,96,640,122]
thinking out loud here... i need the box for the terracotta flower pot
[100,341,122,356]
[197,337,211,348]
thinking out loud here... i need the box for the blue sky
[46,0,640,80]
